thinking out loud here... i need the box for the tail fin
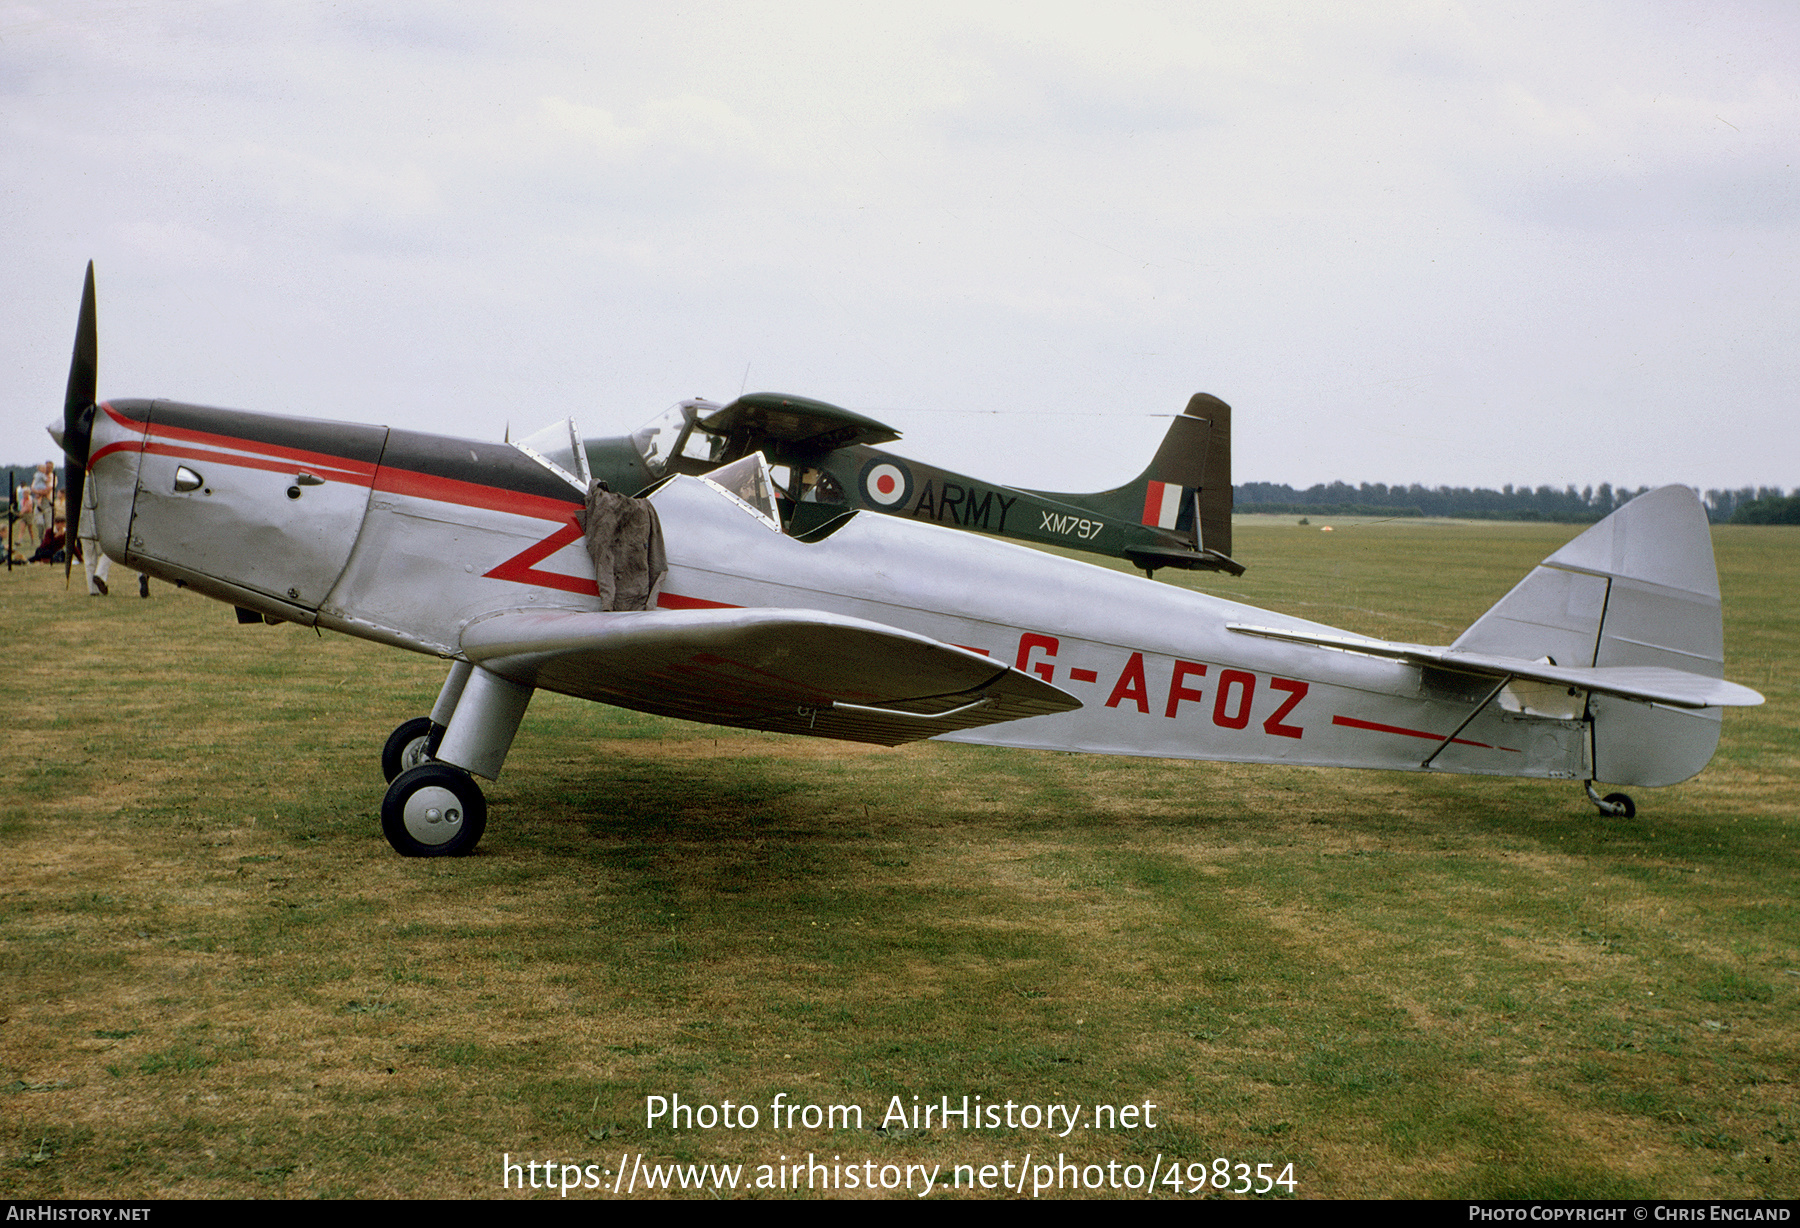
[1043,392,1238,574]
[1143,392,1233,564]
[1017,392,1239,575]
[1455,486,1733,786]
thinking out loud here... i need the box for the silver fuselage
[86,398,1696,787]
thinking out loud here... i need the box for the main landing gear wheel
[1584,780,1636,819]
[382,716,442,783]
[382,763,487,857]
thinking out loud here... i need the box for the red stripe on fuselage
[482,519,599,597]
[102,403,377,481]
[656,592,740,611]
[88,402,149,469]
[1331,714,1518,752]
[99,401,149,437]
[100,402,582,522]
[373,466,579,522]
[88,440,142,468]
[139,441,372,486]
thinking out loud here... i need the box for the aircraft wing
[1227,624,1764,709]
[462,607,1081,745]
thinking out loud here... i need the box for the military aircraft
[54,265,1762,857]
[580,390,1243,577]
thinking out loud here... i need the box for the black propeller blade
[60,262,97,583]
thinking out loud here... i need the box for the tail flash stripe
[1142,480,1182,530]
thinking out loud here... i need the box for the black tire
[1603,792,1636,819]
[381,764,487,857]
[381,716,442,783]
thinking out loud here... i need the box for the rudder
[1137,393,1231,561]
[1182,392,1232,563]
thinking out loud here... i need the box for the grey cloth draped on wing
[582,483,668,611]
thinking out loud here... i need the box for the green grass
[1,521,1795,1198]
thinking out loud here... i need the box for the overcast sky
[4,2,1795,493]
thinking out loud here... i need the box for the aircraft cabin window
[797,468,845,504]
[680,426,728,466]
[629,403,696,477]
[512,416,592,491]
[700,454,783,532]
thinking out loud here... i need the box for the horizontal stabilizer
[463,607,1080,745]
[1124,544,1245,577]
[1226,623,1764,709]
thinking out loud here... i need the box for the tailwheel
[1584,780,1635,819]
[382,763,487,857]
[382,716,443,783]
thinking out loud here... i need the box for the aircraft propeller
[55,262,98,583]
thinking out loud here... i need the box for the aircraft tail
[1230,485,1757,788]
[1132,392,1232,551]
[1032,392,1238,575]
[1126,392,1236,574]
[1453,485,1736,786]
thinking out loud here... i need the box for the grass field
[3,517,1795,1199]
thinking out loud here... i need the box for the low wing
[463,607,1080,745]
[1227,623,1764,709]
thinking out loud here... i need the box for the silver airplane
[53,265,1763,856]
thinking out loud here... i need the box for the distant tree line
[1724,490,1800,524]
[1235,481,1793,525]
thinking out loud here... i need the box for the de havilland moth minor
[52,265,1763,856]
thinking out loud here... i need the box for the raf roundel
[860,459,913,508]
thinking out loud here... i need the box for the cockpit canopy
[512,416,592,492]
[627,393,902,484]
[698,453,782,532]
[518,411,851,541]
[629,399,729,479]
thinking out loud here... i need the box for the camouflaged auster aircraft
[581,390,1244,577]
[53,264,1762,858]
